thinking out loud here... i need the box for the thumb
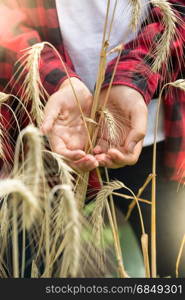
[125,107,147,153]
[125,129,145,153]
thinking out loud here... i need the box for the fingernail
[128,142,136,153]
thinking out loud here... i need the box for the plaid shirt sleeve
[0,0,80,96]
[103,0,185,105]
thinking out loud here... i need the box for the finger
[95,153,116,168]
[93,145,103,154]
[95,153,107,162]
[108,142,142,166]
[94,138,109,153]
[125,105,147,153]
[95,153,125,168]
[59,149,86,161]
[71,155,99,172]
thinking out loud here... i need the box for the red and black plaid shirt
[0,0,185,182]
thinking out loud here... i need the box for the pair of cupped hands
[41,77,148,172]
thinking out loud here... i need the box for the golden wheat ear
[13,125,45,199]
[150,0,177,72]
[0,179,41,229]
[168,79,185,91]
[15,43,49,127]
[100,108,128,148]
[2,184,41,278]
[129,0,141,32]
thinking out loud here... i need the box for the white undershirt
[56,0,165,147]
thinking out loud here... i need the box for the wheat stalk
[91,44,124,148]
[176,234,185,278]
[0,200,9,268]
[89,0,111,141]
[12,198,19,277]
[112,192,151,205]
[0,200,8,237]
[126,174,153,220]
[141,233,150,278]
[151,0,176,72]
[72,2,112,207]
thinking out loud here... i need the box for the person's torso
[56,0,149,91]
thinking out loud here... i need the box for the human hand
[94,85,148,168]
[41,77,99,171]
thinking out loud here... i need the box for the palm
[49,111,88,152]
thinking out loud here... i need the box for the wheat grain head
[13,125,44,198]
[17,43,48,126]
[0,179,41,229]
[129,0,141,32]
[151,0,177,72]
